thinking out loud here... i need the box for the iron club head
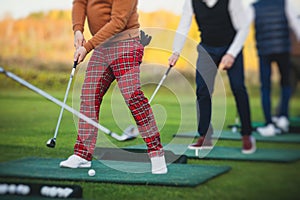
[46,138,56,148]
[0,67,5,73]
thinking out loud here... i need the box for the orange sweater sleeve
[83,0,138,53]
[72,0,87,33]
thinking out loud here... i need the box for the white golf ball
[88,169,95,176]
[232,127,238,133]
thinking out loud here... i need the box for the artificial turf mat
[227,117,300,133]
[125,144,300,163]
[94,147,188,164]
[173,130,300,143]
[0,157,231,187]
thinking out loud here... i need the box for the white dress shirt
[173,0,252,58]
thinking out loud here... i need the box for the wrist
[227,53,235,59]
[173,51,180,56]
[225,52,236,59]
[74,30,82,35]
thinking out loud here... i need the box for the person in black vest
[169,0,256,154]
[250,0,300,136]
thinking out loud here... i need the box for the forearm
[172,0,193,54]
[72,0,87,33]
[227,0,252,57]
[226,25,250,57]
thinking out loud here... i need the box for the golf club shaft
[53,62,77,139]
[148,65,173,104]
[0,66,117,137]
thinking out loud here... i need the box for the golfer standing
[60,0,167,174]
[169,0,256,154]
[251,0,300,136]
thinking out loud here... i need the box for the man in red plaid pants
[60,0,168,174]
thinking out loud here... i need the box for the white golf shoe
[272,116,279,123]
[151,155,168,174]
[60,155,91,168]
[257,124,281,137]
[275,116,289,132]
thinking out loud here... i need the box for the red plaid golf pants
[74,38,164,160]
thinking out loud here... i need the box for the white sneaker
[275,116,289,132]
[60,155,91,168]
[257,124,281,137]
[272,116,279,123]
[151,155,168,174]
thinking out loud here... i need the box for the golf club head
[123,125,139,138]
[0,67,5,73]
[46,138,56,148]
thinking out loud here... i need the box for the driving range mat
[94,147,188,164]
[0,157,231,187]
[125,144,300,163]
[173,130,300,143]
[227,117,300,133]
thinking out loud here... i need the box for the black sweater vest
[192,0,236,46]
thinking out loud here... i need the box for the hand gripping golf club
[47,61,78,148]
[0,66,123,146]
[122,65,174,138]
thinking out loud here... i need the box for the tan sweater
[72,0,140,53]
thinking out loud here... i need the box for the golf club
[230,110,240,133]
[122,65,174,139]
[148,65,173,104]
[0,66,127,145]
[47,61,78,148]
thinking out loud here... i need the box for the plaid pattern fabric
[74,38,164,160]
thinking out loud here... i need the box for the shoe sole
[152,168,168,174]
[188,146,213,150]
[60,162,91,168]
[242,147,256,154]
[257,129,277,137]
[259,133,276,137]
[242,137,256,154]
[276,126,289,133]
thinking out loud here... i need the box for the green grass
[0,85,300,200]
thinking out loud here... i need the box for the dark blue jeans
[259,53,291,124]
[196,43,252,136]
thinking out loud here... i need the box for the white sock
[151,155,168,174]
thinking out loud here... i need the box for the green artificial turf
[0,87,300,200]
[0,157,231,187]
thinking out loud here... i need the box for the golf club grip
[165,65,173,76]
[71,61,78,77]
[73,61,78,69]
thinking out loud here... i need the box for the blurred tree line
[0,10,258,68]
[0,10,259,89]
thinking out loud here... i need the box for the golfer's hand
[74,46,87,64]
[168,52,180,66]
[219,54,235,70]
[74,30,86,49]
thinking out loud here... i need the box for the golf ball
[88,169,95,176]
